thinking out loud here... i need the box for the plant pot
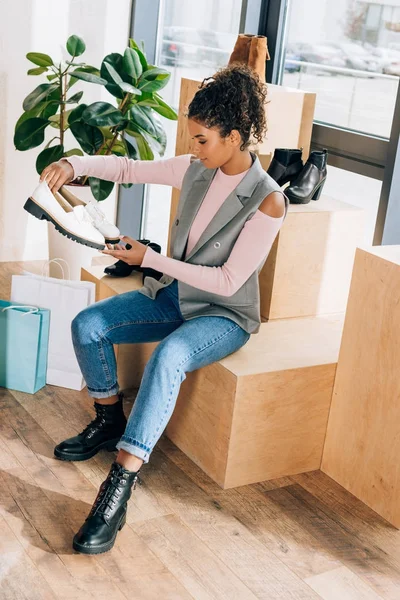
[47,184,117,280]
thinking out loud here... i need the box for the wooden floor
[1,262,400,599]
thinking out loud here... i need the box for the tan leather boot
[248,35,270,82]
[228,33,254,65]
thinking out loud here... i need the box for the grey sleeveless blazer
[138,153,288,334]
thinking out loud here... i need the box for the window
[282,0,400,138]
[142,0,243,250]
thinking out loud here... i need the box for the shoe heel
[118,512,127,531]
[24,198,50,221]
[312,180,325,201]
[105,439,119,452]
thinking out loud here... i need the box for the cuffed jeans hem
[116,436,151,464]
[86,383,120,399]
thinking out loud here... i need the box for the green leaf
[138,69,170,93]
[129,39,148,71]
[48,108,73,128]
[26,52,53,67]
[125,127,154,160]
[88,177,114,201]
[23,83,59,112]
[66,35,86,57]
[82,102,123,127]
[70,122,104,154]
[14,117,48,151]
[98,126,114,140]
[130,105,158,137]
[15,101,59,131]
[36,144,64,174]
[64,91,83,104]
[121,183,133,189]
[106,139,126,155]
[100,53,132,100]
[64,148,84,157]
[152,95,178,120]
[103,62,141,95]
[129,106,167,155]
[123,47,143,80]
[28,67,48,76]
[68,103,87,124]
[47,73,58,81]
[70,70,107,85]
[124,137,138,160]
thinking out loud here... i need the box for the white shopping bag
[11,259,96,391]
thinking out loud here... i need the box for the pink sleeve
[141,210,284,297]
[64,154,192,190]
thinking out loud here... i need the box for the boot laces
[78,404,109,439]
[90,466,141,519]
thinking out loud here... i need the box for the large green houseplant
[14,34,178,201]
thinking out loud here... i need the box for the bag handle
[2,305,40,316]
[41,258,71,281]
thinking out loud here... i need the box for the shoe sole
[24,197,106,250]
[54,437,121,462]
[72,511,127,555]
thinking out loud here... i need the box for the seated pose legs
[43,64,287,554]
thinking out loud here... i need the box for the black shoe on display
[285,149,328,204]
[267,148,304,187]
[73,461,141,555]
[54,393,127,461]
[104,239,163,280]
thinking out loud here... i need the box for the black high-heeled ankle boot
[285,149,328,204]
[267,148,304,187]
[73,461,141,554]
[54,393,127,461]
[104,239,162,280]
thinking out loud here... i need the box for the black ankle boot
[285,149,328,204]
[104,239,163,280]
[54,394,127,461]
[73,461,141,554]
[267,148,304,186]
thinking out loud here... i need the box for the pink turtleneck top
[65,154,285,297]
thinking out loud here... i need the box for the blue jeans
[71,280,250,463]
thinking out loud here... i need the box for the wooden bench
[82,265,344,488]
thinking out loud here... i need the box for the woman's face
[187,118,241,169]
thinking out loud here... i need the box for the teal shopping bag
[0,300,50,394]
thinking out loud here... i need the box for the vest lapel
[185,190,244,261]
[172,168,216,260]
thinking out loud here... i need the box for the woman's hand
[102,236,148,265]
[40,159,75,193]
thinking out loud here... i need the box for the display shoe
[73,461,141,555]
[54,393,127,461]
[248,35,270,82]
[267,148,304,187]
[285,149,328,204]
[58,186,121,244]
[104,240,163,281]
[228,33,254,65]
[24,181,106,250]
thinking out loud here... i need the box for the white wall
[0,0,132,261]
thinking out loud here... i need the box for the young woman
[41,64,287,555]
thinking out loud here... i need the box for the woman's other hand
[40,160,74,193]
[102,236,148,265]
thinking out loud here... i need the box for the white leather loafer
[24,181,106,250]
[57,186,120,244]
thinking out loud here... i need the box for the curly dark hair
[187,64,267,151]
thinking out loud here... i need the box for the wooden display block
[166,313,344,489]
[321,246,400,528]
[256,83,316,170]
[167,77,316,255]
[81,265,157,390]
[260,196,365,320]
